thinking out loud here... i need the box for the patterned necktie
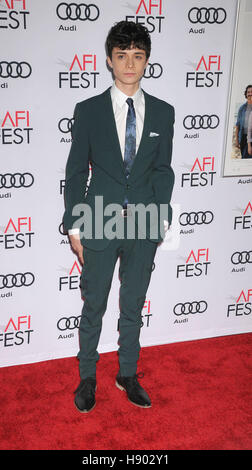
[124,97,136,177]
[123,98,136,208]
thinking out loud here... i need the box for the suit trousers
[78,227,158,379]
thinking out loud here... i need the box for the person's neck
[114,80,140,97]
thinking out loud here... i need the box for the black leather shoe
[115,372,151,408]
[74,377,96,413]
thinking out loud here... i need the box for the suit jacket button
[126,184,130,189]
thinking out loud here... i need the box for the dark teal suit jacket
[63,87,175,251]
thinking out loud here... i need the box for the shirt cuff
[164,220,170,231]
[68,228,80,236]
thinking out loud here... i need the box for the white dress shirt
[110,81,145,157]
[69,82,169,235]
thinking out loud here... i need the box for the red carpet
[0,333,252,450]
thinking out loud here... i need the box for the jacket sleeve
[247,111,252,143]
[63,102,90,232]
[236,105,242,127]
[152,104,175,226]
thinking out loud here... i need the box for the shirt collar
[110,81,143,109]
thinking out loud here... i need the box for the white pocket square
[149,132,159,137]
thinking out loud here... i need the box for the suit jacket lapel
[103,87,126,178]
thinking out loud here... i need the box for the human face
[246,87,252,104]
[107,46,148,94]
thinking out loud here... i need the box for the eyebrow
[114,51,145,55]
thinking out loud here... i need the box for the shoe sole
[115,380,152,408]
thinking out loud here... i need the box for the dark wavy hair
[106,21,151,60]
[245,85,252,98]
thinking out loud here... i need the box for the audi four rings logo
[180,211,214,226]
[0,173,34,189]
[56,3,100,21]
[58,118,74,134]
[0,273,35,289]
[57,316,81,331]
[183,115,220,130]
[59,222,65,236]
[173,301,208,316]
[188,7,227,24]
[0,61,32,79]
[144,63,163,79]
[231,251,252,265]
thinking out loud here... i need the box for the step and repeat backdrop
[1,0,252,368]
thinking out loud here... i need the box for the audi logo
[188,7,227,24]
[56,3,100,21]
[180,211,214,226]
[0,61,32,79]
[0,272,35,289]
[173,301,208,316]
[231,251,252,265]
[183,114,220,130]
[57,316,81,331]
[144,63,163,79]
[0,173,34,189]
[59,222,66,236]
[58,117,74,134]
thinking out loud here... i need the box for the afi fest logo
[233,202,252,230]
[126,0,164,33]
[181,156,216,188]
[0,0,30,30]
[141,299,152,327]
[186,55,223,88]
[176,248,211,278]
[0,110,32,144]
[59,261,81,291]
[59,163,92,208]
[0,315,33,347]
[227,289,252,318]
[58,53,99,89]
[0,216,34,249]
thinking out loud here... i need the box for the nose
[126,57,134,69]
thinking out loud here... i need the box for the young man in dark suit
[63,21,175,413]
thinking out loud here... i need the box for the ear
[107,56,113,69]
